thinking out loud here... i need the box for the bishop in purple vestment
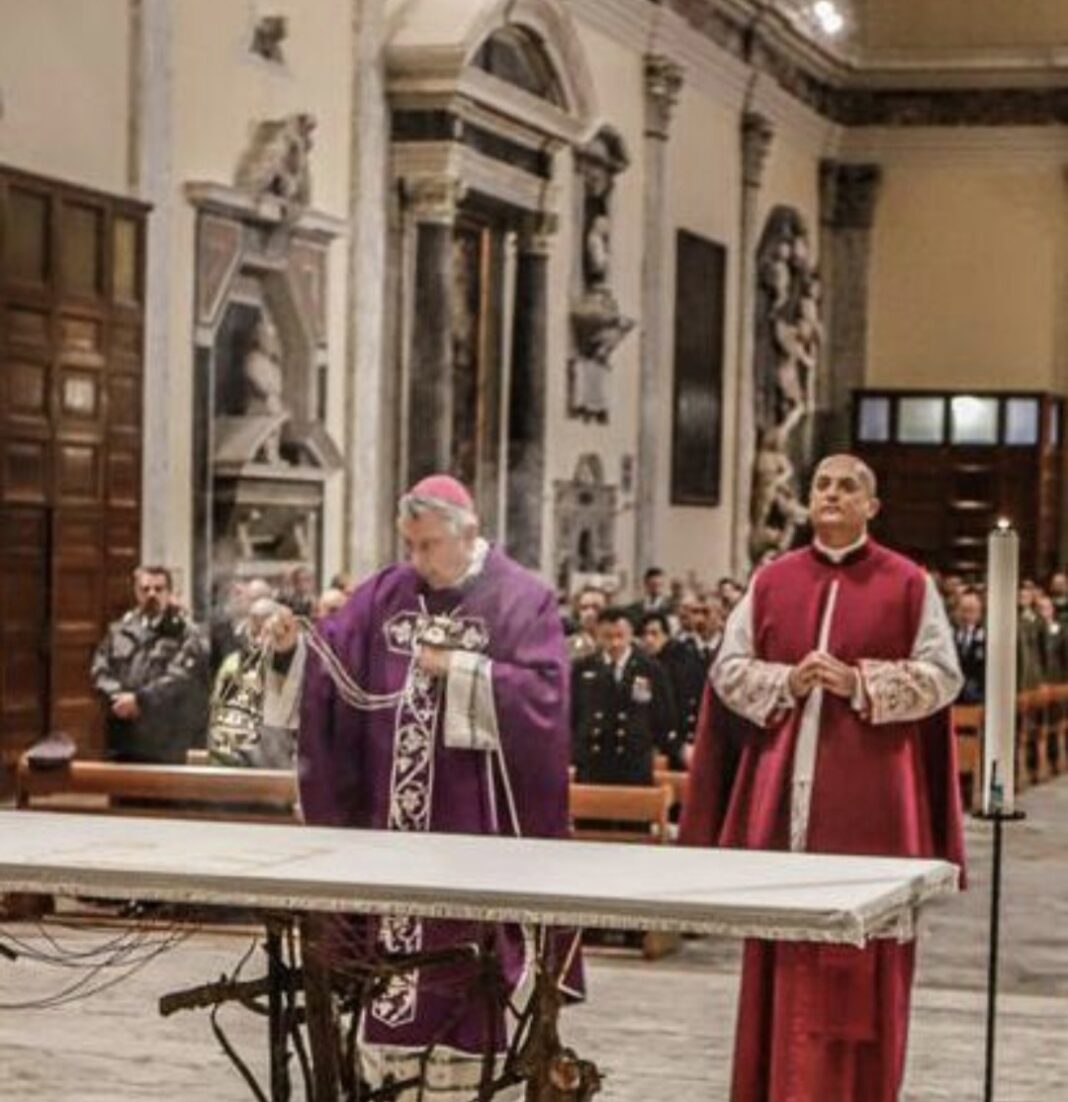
[274,475,578,1097]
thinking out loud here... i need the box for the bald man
[681,454,965,1102]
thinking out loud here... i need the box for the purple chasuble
[298,545,580,1055]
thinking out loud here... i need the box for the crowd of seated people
[564,567,742,783]
[567,561,1068,791]
[935,568,1068,704]
[92,553,1068,784]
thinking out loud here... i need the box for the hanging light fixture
[777,0,853,41]
[812,0,846,36]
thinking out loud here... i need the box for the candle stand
[972,805,1026,1102]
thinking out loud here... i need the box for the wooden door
[0,166,146,763]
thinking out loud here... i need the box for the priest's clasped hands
[787,651,862,701]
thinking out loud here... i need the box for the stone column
[506,215,555,570]
[636,54,684,577]
[818,161,883,452]
[344,0,391,578]
[730,112,774,577]
[403,176,464,485]
[128,0,173,567]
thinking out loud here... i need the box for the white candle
[983,522,1018,814]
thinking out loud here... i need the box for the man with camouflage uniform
[90,566,210,764]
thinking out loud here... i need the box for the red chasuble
[680,540,965,1102]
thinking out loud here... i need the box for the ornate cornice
[645,0,1068,129]
[834,87,1068,128]
[402,174,467,224]
[644,55,685,139]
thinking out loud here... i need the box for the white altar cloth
[0,812,958,946]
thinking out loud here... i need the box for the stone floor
[2,777,1067,1100]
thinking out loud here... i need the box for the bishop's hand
[415,644,452,679]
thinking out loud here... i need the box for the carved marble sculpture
[251,15,287,62]
[235,113,316,213]
[750,206,824,561]
[749,416,809,564]
[242,316,288,464]
[569,127,634,421]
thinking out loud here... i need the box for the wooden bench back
[16,760,298,821]
[569,782,673,844]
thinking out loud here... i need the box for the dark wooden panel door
[0,508,49,746]
[0,166,147,763]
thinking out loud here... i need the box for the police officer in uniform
[90,565,210,763]
[572,607,676,784]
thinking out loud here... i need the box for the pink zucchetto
[407,474,475,514]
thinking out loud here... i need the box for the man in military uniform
[572,607,676,784]
[658,595,725,766]
[90,566,210,763]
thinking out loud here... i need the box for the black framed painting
[671,230,726,506]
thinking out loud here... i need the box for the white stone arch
[386,0,597,147]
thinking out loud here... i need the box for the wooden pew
[951,704,983,813]
[569,781,673,844]
[1046,683,1068,775]
[569,782,677,959]
[651,752,690,813]
[16,759,298,821]
[1016,688,1049,788]
[1035,685,1055,783]
[654,768,689,809]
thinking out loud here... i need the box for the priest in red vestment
[680,453,965,1102]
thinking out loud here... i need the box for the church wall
[656,98,825,586]
[0,0,130,194]
[565,1,831,592]
[657,83,741,589]
[866,160,1068,395]
[160,0,354,595]
[544,18,646,595]
[22,0,1068,611]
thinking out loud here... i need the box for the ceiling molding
[839,125,1068,169]
[649,0,1068,127]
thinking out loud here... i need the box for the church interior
[3,1,1068,1099]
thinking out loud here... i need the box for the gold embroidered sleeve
[857,659,947,724]
[710,589,795,727]
[858,575,963,725]
[714,658,795,727]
